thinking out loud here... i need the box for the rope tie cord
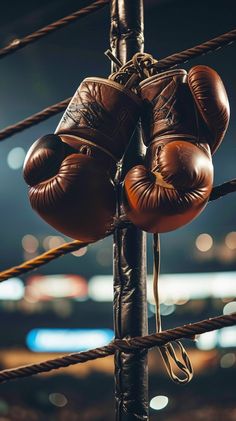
[0,0,109,60]
[0,314,235,384]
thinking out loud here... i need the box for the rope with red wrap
[0,0,109,60]
[0,313,234,384]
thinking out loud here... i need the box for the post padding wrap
[124,65,230,233]
[110,1,149,419]
[23,77,141,242]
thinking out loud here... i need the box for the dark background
[0,0,235,420]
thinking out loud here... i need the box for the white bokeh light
[7,147,26,170]
[196,331,217,350]
[223,301,236,315]
[0,278,24,300]
[150,395,168,410]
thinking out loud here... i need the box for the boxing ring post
[110,1,149,419]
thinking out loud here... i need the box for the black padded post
[110,1,149,419]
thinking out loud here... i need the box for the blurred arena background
[0,0,236,419]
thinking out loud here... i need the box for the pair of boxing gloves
[23,64,230,242]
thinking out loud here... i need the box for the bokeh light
[43,236,65,250]
[49,393,68,408]
[71,247,88,257]
[150,395,169,410]
[7,147,26,170]
[225,232,236,250]
[160,303,176,316]
[96,247,112,267]
[22,234,39,253]
[195,233,213,252]
[223,301,236,315]
[220,353,236,368]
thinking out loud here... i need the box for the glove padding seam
[58,134,118,163]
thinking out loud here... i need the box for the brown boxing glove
[24,78,141,242]
[124,66,230,233]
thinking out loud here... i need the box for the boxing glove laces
[124,65,230,232]
[23,76,141,242]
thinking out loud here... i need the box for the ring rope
[0,240,88,281]
[0,0,109,60]
[0,313,234,383]
[0,178,234,283]
[0,98,71,141]
[0,219,131,282]
[154,28,236,71]
[209,179,236,201]
[0,27,235,142]
[0,3,234,390]
[0,173,233,282]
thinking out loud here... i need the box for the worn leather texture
[124,139,213,233]
[140,66,229,152]
[56,78,141,161]
[24,78,141,242]
[124,65,229,233]
[188,65,230,154]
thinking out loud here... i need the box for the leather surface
[123,65,227,233]
[24,78,141,242]
[113,224,148,420]
[55,78,141,161]
[24,134,68,186]
[24,134,116,241]
[124,139,213,233]
[188,65,230,154]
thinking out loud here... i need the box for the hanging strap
[105,50,158,87]
[153,233,194,384]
